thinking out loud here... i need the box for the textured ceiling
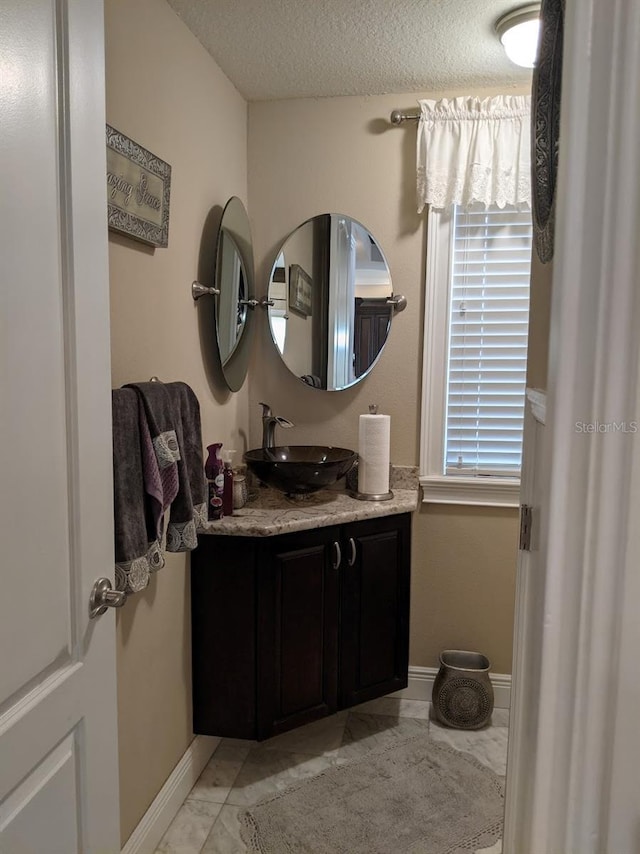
[165,0,532,102]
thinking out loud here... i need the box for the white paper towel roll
[358,410,391,495]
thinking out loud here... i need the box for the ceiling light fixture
[496,4,541,68]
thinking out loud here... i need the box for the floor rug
[240,734,504,854]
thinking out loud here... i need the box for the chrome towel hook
[192,281,220,301]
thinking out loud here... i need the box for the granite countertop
[200,486,419,537]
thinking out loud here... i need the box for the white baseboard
[390,666,511,710]
[121,734,220,854]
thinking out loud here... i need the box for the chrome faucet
[260,402,294,449]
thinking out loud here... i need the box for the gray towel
[164,382,207,551]
[126,381,206,554]
[111,389,163,594]
[125,381,180,545]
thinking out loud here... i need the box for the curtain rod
[390,109,421,125]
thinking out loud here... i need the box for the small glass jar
[232,475,248,510]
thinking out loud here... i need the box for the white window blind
[444,205,532,477]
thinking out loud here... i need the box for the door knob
[89,577,127,619]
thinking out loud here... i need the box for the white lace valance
[416,95,531,213]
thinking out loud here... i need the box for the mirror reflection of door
[270,251,288,352]
[216,229,247,366]
[352,227,393,376]
[327,216,355,388]
[354,298,393,376]
[212,196,255,392]
[267,213,393,391]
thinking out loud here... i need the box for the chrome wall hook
[192,281,220,301]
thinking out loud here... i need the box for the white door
[0,0,120,851]
[502,0,640,849]
[503,391,547,850]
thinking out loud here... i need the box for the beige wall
[412,506,519,673]
[248,89,526,673]
[105,0,248,844]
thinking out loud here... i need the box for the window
[420,204,532,506]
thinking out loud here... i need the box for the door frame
[505,0,640,850]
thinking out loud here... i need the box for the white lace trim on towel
[166,502,207,552]
[153,429,181,468]
[193,501,208,533]
[166,519,197,552]
[416,95,531,213]
[115,540,164,593]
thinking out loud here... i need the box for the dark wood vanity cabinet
[191,513,411,740]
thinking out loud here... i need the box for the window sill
[419,475,521,508]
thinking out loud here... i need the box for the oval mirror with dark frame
[267,213,402,391]
[214,196,255,392]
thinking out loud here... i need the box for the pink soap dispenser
[205,443,224,520]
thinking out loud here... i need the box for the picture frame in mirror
[289,264,313,316]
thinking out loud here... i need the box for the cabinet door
[339,514,411,707]
[191,537,258,739]
[257,527,340,739]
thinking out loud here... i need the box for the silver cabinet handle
[332,541,342,570]
[348,537,357,566]
[89,577,126,619]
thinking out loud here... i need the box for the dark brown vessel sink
[244,446,357,495]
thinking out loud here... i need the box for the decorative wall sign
[289,264,313,316]
[106,125,171,248]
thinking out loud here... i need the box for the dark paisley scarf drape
[532,0,565,262]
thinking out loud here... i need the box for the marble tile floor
[155,698,509,854]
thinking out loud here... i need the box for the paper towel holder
[352,489,394,502]
[350,403,394,501]
[348,460,394,502]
